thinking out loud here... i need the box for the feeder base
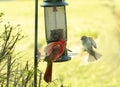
[54,55,71,62]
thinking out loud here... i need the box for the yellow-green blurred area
[1,0,120,87]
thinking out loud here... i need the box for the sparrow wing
[88,37,97,49]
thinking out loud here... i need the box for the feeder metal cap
[41,0,68,7]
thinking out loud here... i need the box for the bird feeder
[41,0,71,62]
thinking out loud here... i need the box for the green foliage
[0,22,23,62]
[0,20,42,87]
[0,13,4,17]
[0,12,4,23]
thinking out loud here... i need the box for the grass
[1,0,120,87]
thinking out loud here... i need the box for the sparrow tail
[88,51,102,62]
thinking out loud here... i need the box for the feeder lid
[41,0,68,7]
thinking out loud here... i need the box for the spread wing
[88,37,97,49]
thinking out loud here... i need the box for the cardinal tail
[44,61,52,83]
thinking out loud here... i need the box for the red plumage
[44,40,66,83]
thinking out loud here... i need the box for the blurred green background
[0,0,120,87]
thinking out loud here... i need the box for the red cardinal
[44,40,66,83]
